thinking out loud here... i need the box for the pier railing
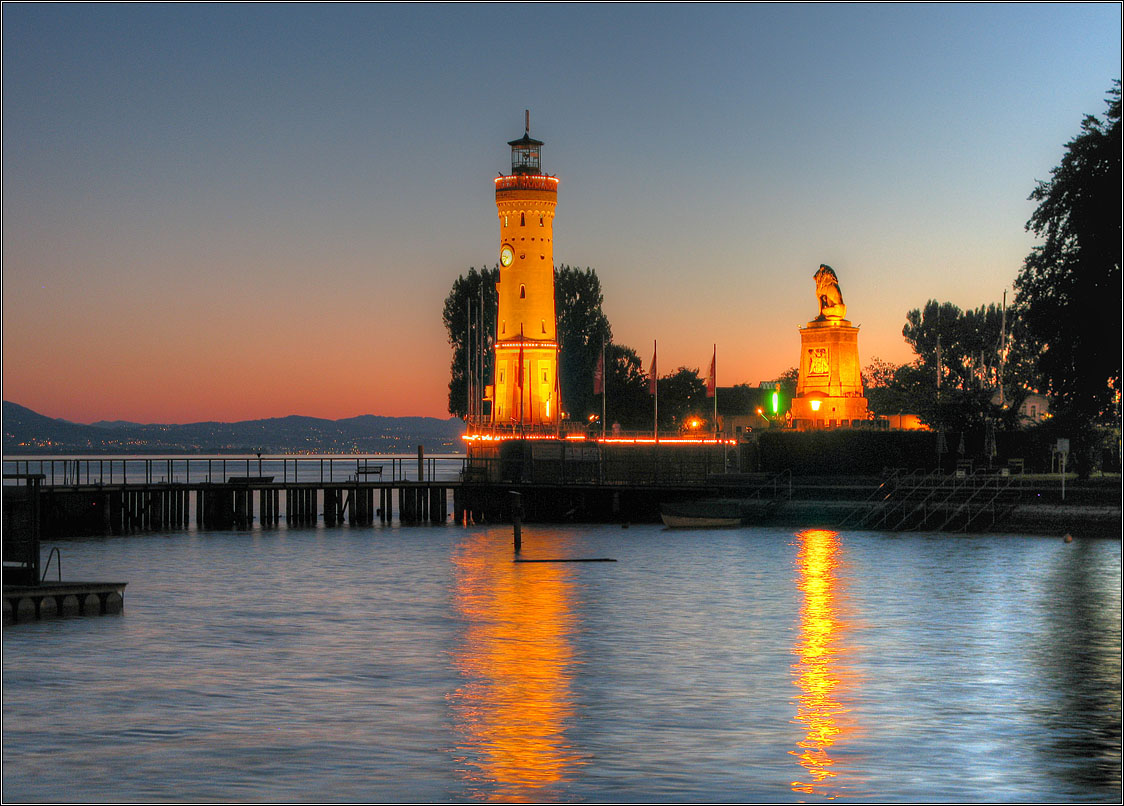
[837,467,1024,531]
[2,455,469,487]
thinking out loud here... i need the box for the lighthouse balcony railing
[494,174,559,192]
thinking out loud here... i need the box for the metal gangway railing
[837,468,913,529]
[840,468,1022,532]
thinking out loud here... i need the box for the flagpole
[712,344,717,438]
[998,289,1007,407]
[466,298,472,424]
[653,339,658,442]
[601,339,606,440]
[519,325,525,438]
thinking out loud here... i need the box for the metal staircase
[841,469,1021,532]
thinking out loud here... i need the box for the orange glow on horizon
[790,528,863,798]
[448,529,584,801]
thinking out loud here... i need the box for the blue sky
[3,3,1120,422]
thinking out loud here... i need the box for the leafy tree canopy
[555,265,612,421]
[863,357,913,417]
[773,367,799,401]
[442,266,498,418]
[601,344,651,430]
[443,264,612,421]
[898,302,1024,430]
[903,300,1008,393]
[656,367,707,431]
[1014,81,1121,432]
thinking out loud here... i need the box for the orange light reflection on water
[448,531,584,802]
[790,528,862,798]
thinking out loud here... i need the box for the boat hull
[659,499,751,528]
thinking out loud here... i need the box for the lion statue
[813,264,847,321]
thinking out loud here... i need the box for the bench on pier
[226,476,274,484]
[355,465,383,479]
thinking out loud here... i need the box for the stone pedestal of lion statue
[789,265,869,429]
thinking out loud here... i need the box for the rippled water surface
[3,524,1120,802]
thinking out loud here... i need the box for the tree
[863,357,910,416]
[657,367,707,431]
[443,264,612,422]
[1014,81,1121,476]
[903,301,1005,391]
[773,367,799,402]
[442,266,498,418]
[902,300,1010,430]
[554,266,612,421]
[601,344,651,430]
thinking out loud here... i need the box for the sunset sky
[3,3,1120,424]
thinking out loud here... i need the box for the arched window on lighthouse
[519,285,526,299]
[520,213,525,226]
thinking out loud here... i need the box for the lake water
[3,523,1120,802]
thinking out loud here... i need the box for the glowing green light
[772,391,779,414]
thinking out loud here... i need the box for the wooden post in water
[511,491,522,553]
[110,491,123,534]
[417,445,424,482]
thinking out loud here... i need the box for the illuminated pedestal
[789,319,869,429]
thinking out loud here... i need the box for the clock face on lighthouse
[500,245,514,267]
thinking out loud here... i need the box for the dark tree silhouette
[443,265,613,422]
[656,367,707,431]
[601,344,652,430]
[442,266,498,418]
[554,265,612,421]
[900,300,1013,430]
[1014,82,1121,475]
[773,367,799,402]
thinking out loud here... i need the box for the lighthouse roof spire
[507,109,543,174]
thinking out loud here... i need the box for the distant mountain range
[2,401,466,455]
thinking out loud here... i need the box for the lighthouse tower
[491,113,559,428]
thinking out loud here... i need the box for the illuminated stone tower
[491,114,559,428]
[789,265,869,429]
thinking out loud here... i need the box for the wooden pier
[3,581,127,624]
[4,448,1118,538]
[2,455,463,537]
[2,480,456,537]
[3,473,129,625]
